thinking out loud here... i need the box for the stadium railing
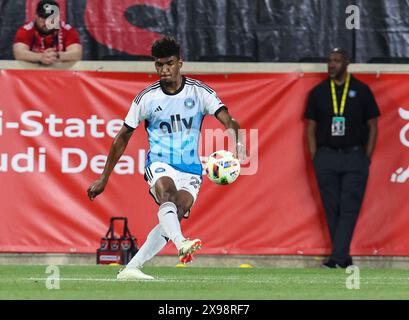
[1,60,409,75]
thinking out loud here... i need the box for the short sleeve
[14,27,31,46]
[203,91,226,116]
[362,85,381,120]
[304,90,317,120]
[64,25,81,48]
[124,98,148,129]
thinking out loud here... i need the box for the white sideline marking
[27,277,119,282]
[25,277,257,283]
[22,276,409,285]
[26,277,240,283]
[26,277,204,283]
[27,277,168,282]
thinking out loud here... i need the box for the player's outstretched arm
[215,109,247,162]
[87,125,134,201]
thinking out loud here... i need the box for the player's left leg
[173,173,203,263]
[155,176,187,249]
[123,190,196,275]
[117,164,176,280]
[120,165,203,280]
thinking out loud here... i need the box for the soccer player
[87,37,246,280]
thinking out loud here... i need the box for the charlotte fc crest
[184,98,195,109]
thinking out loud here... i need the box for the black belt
[319,146,362,153]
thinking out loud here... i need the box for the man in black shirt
[305,48,380,268]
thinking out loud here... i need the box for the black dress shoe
[345,257,353,266]
[322,257,354,269]
[321,259,346,268]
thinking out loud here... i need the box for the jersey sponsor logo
[159,114,193,134]
[184,98,195,109]
[154,106,163,113]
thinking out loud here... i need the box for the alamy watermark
[346,5,360,30]
[44,4,60,30]
[45,265,60,290]
[345,265,360,289]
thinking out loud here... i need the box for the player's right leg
[117,163,177,281]
[117,163,194,280]
[117,224,168,280]
[117,266,155,280]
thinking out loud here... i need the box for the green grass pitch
[0,265,408,300]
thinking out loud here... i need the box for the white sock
[157,202,185,249]
[126,224,168,269]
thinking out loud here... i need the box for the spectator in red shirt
[13,0,82,65]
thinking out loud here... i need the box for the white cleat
[178,238,202,264]
[117,268,154,280]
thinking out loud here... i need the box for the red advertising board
[1,69,408,256]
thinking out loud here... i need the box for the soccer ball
[206,150,241,185]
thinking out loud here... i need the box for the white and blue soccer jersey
[124,77,226,175]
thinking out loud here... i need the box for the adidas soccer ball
[206,150,241,185]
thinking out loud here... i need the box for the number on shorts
[190,177,201,189]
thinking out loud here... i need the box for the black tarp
[0,0,408,62]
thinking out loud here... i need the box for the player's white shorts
[144,162,202,217]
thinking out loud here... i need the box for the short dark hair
[330,47,350,60]
[151,37,181,59]
[36,0,60,18]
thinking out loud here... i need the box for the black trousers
[313,147,370,265]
